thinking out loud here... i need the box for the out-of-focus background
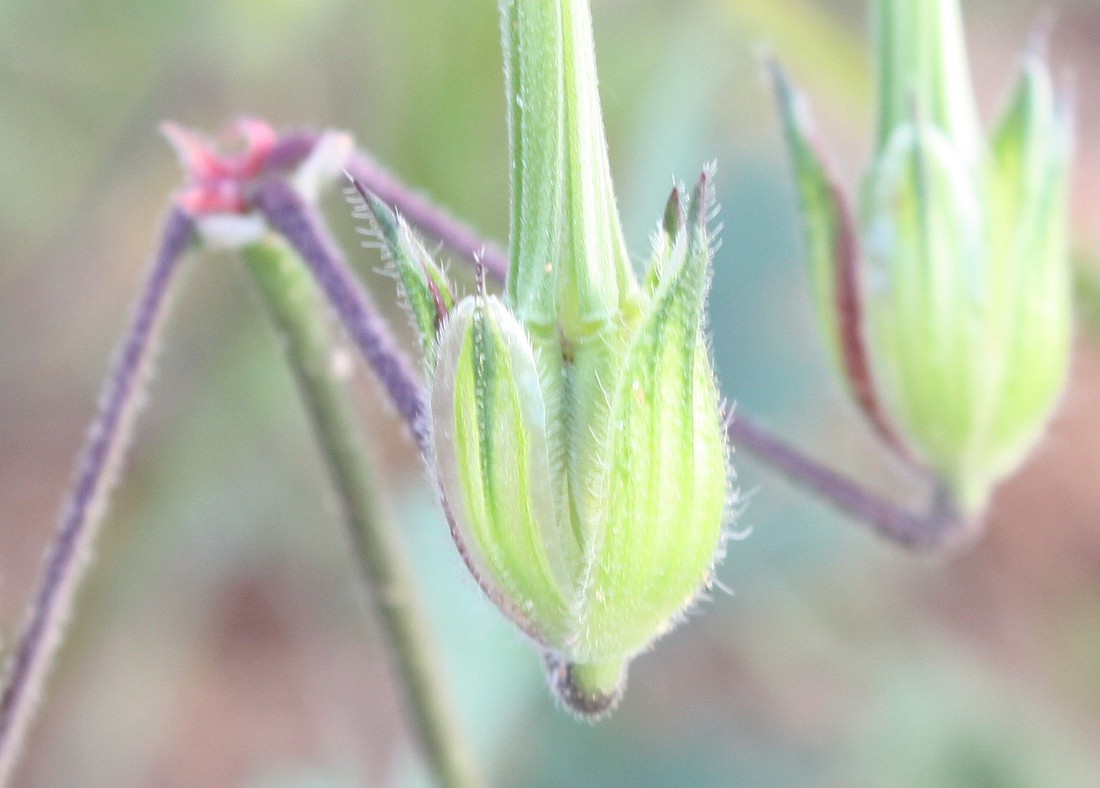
[2,0,1100,785]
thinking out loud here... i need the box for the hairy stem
[727,416,964,550]
[344,149,965,549]
[256,178,429,451]
[242,239,483,788]
[0,206,194,784]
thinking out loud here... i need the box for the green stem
[242,239,483,788]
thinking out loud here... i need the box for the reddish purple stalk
[726,416,962,550]
[255,178,430,450]
[0,207,195,783]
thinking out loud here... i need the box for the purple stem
[344,149,510,285]
[255,179,429,449]
[340,146,963,550]
[264,131,324,174]
[0,206,194,783]
[727,416,962,551]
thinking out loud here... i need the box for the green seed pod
[427,177,729,716]
[774,0,1073,512]
[366,0,732,716]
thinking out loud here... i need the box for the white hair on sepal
[344,185,390,258]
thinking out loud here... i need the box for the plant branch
[0,206,195,785]
[256,178,429,450]
[242,239,483,788]
[343,149,965,550]
[727,416,964,550]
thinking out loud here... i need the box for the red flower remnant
[162,117,279,216]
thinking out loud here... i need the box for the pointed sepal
[873,0,983,169]
[574,173,728,663]
[642,184,687,294]
[770,62,909,456]
[989,48,1072,243]
[350,180,455,367]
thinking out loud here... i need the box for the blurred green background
[3,0,1100,785]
